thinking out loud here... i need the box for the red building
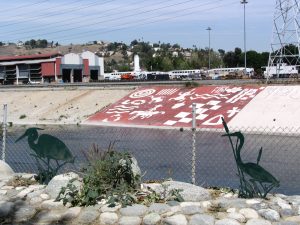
[0,51,104,84]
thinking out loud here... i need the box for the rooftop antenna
[266,0,300,82]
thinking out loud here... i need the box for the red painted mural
[87,86,265,128]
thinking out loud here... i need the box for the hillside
[0,87,133,125]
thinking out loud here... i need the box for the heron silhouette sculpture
[16,128,75,183]
[222,118,279,198]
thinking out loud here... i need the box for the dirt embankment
[0,87,134,125]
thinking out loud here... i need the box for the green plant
[57,143,141,207]
[19,114,26,119]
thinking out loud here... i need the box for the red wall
[56,58,62,76]
[41,62,55,77]
[83,59,90,76]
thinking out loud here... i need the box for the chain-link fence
[1,124,300,195]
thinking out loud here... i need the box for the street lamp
[241,0,248,75]
[206,27,212,69]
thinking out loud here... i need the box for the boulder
[163,181,211,202]
[0,161,14,180]
[45,172,80,199]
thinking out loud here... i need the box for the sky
[0,0,275,52]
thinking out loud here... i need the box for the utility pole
[241,0,248,75]
[206,27,212,69]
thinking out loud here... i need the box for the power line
[0,0,150,37]
[55,0,236,43]
[0,0,50,13]
[0,0,117,29]
[9,0,199,41]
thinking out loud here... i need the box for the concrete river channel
[4,124,300,195]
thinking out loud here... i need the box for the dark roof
[0,52,61,62]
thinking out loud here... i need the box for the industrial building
[0,51,104,84]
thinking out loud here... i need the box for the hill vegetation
[1,39,297,75]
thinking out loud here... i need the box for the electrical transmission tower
[266,0,300,79]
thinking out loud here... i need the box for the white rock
[61,207,81,221]
[119,204,148,216]
[246,199,261,205]
[0,161,14,180]
[41,199,64,210]
[215,218,241,225]
[227,208,236,213]
[202,201,212,208]
[0,201,14,217]
[239,208,259,219]
[29,196,43,205]
[45,172,80,199]
[0,190,7,195]
[245,218,272,225]
[40,193,50,200]
[228,212,246,223]
[99,212,119,225]
[1,186,14,190]
[163,214,187,225]
[258,209,280,221]
[149,203,171,214]
[15,187,26,191]
[143,213,161,225]
[119,216,141,225]
[189,214,215,225]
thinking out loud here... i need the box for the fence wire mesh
[1,125,300,195]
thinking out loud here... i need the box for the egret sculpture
[16,127,75,184]
[16,128,74,162]
[222,118,279,198]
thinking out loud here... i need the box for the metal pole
[206,27,212,69]
[2,104,7,161]
[191,103,196,184]
[241,0,248,75]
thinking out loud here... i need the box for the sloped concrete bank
[0,172,300,225]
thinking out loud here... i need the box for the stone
[1,186,14,190]
[29,196,43,205]
[61,207,82,221]
[40,193,50,200]
[275,222,299,225]
[119,216,141,225]
[15,186,26,191]
[163,214,187,225]
[228,212,246,223]
[99,212,119,225]
[246,199,261,205]
[45,172,80,199]
[214,198,247,209]
[149,203,171,214]
[0,190,7,195]
[215,218,241,225]
[181,204,202,215]
[259,209,280,221]
[0,201,14,217]
[201,201,212,208]
[34,210,64,223]
[13,205,37,223]
[41,199,65,210]
[77,207,99,224]
[143,213,161,225]
[239,208,259,219]
[189,214,215,225]
[227,208,236,213]
[280,208,295,217]
[163,181,211,202]
[245,218,272,225]
[285,216,300,223]
[119,204,148,216]
[27,189,44,199]
[0,160,14,180]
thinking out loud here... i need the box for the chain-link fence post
[191,103,196,184]
[2,104,7,161]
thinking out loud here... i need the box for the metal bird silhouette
[16,127,74,162]
[221,118,279,198]
[223,131,279,186]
